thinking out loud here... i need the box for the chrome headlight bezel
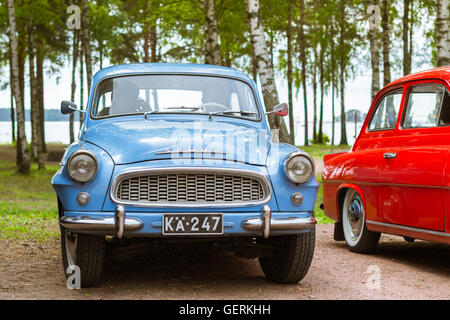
[284,151,315,184]
[67,150,98,183]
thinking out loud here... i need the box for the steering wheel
[198,103,229,113]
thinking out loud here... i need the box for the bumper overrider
[60,204,316,239]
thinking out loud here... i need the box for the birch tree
[7,0,30,174]
[204,0,221,65]
[381,0,391,85]
[299,0,309,146]
[245,0,289,142]
[81,0,92,116]
[436,0,450,66]
[70,31,80,143]
[367,0,381,99]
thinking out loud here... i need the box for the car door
[380,81,449,231]
[348,88,404,222]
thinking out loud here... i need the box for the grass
[0,160,60,242]
[299,144,351,158]
[0,143,344,242]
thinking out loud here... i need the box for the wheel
[61,226,105,287]
[342,189,380,253]
[258,226,315,284]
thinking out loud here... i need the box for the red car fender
[335,183,367,221]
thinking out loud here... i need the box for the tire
[61,226,105,287]
[258,226,315,284]
[342,189,380,253]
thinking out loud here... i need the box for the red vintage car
[322,67,450,252]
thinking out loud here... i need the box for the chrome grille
[114,171,267,205]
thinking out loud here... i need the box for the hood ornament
[156,148,225,155]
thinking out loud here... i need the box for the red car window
[368,89,403,131]
[402,84,447,128]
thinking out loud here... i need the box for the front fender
[266,143,319,212]
[52,141,115,211]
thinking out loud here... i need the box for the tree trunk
[436,0,450,67]
[9,50,15,143]
[318,41,324,144]
[70,31,80,143]
[381,0,391,86]
[368,0,381,99]
[204,0,221,65]
[37,49,46,155]
[287,0,294,145]
[339,60,347,146]
[80,50,84,128]
[28,16,38,161]
[8,0,30,174]
[339,1,347,146]
[299,0,308,146]
[312,46,318,144]
[82,0,92,92]
[150,25,158,62]
[245,0,289,143]
[330,16,336,146]
[403,0,411,75]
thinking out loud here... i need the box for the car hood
[84,118,270,165]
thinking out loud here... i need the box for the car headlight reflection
[67,150,98,183]
[285,152,314,183]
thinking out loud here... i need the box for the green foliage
[0,160,59,241]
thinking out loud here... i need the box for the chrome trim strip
[243,216,316,231]
[60,215,143,231]
[110,167,273,208]
[366,220,450,238]
[323,179,450,190]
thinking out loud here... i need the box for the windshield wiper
[165,106,201,111]
[208,110,258,120]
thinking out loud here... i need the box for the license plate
[162,213,223,235]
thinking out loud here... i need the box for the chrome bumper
[243,205,316,238]
[60,206,142,238]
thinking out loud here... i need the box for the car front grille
[112,169,270,207]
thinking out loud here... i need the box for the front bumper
[60,205,316,238]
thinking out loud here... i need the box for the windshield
[92,74,260,120]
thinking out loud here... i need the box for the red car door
[380,81,449,231]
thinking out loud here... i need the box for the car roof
[92,63,254,84]
[387,66,450,87]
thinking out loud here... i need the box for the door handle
[384,153,397,159]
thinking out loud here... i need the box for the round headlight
[285,152,314,183]
[67,150,98,183]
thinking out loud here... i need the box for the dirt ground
[0,224,448,300]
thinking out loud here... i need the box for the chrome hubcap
[346,197,364,241]
[65,231,77,266]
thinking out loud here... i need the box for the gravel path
[1,224,448,300]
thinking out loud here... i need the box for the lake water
[0,121,362,146]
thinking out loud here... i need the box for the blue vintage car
[53,63,319,286]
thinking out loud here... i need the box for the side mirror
[266,103,288,117]
[61,101,85,115]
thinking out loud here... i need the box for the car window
[368,90,403,131]
[93,75,259,120]
[402,84,447,128]
[438,87,450,126]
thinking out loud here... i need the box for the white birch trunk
[436,0,450,67]
[245,0,289,143]
[7,0,30,174]
[204,0,221,65]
